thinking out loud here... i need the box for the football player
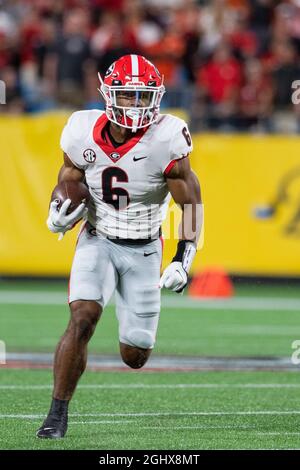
[37,55,202,439]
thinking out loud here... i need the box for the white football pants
[68,223,163,349]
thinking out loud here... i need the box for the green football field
[1,280,300,449]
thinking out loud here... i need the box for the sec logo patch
[83,149,96,163]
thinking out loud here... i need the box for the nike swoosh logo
[144,252,156,257]
[133,156,147,162]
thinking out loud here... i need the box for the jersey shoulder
[61,109,104,146]
[154,113,193,161]
[155,114,189,141]
[60,109,105,169]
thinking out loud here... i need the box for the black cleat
[36,413,68,439]
[36,398,69,439]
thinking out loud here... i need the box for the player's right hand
[46,199,87,234]
[159,262,188,293]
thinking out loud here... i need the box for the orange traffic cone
[188,268,234,298]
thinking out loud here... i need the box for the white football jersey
[60,110,193,239]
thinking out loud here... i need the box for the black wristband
[172,240,195,263]
[172,240,197,274]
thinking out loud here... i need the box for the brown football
[51,181,90,214]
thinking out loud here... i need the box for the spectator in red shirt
[198,43,242,104]
[196,43,242,129]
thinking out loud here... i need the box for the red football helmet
[98,55,165,132]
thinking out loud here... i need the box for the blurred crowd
[1,0,300,132]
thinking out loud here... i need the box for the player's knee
[120,342,151,369]
[120,329,154,369]
[124,355,147,369]
[69,301,101,342]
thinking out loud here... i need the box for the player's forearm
[179,199,203,244]
[160,178,202,292]
[171,174,202,281]
[178,173,202,244]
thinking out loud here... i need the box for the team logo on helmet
[105,63,115,77]
[83,149,96,163]
[109,152,120,160]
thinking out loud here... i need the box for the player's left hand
[159,262,187,293]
